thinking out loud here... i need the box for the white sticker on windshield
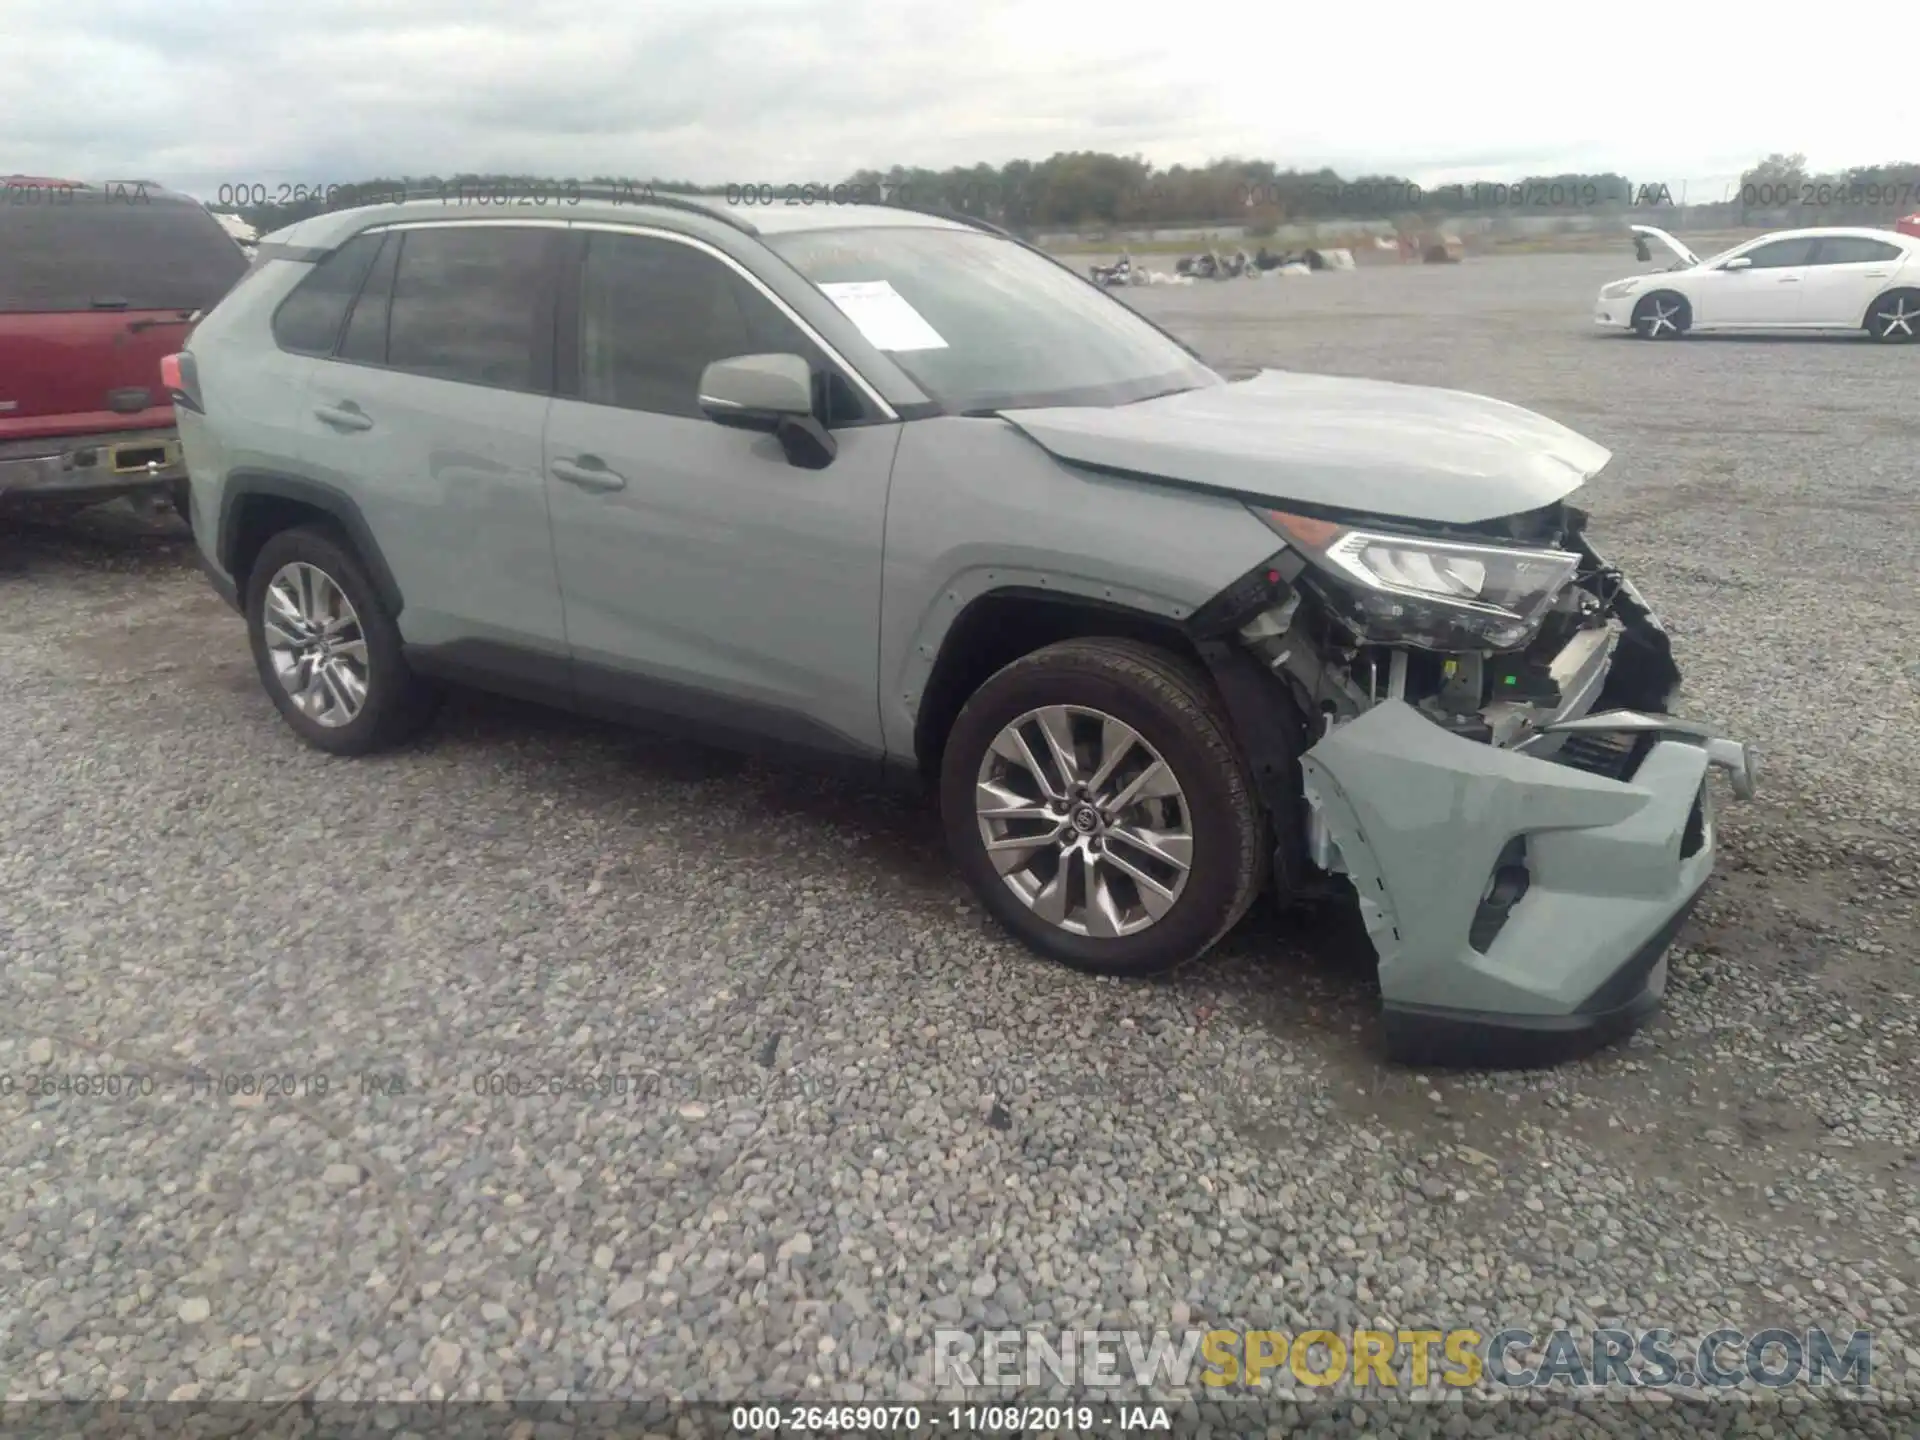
[817,280,949,352]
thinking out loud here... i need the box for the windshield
[765,226,1219,412]
[0,189,248,313]
[1691,243,1742,269]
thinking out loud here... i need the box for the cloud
[1,0,1908,197]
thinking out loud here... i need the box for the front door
[1694,235,1816,327]
[543,228,900,759]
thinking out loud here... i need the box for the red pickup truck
[0,177,249,526]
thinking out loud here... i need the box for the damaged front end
[1189,499,1758,1068]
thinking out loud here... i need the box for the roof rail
[391,182,759,236]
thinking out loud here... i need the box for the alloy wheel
[1872,297,1918,340]
[974,704,1193,938]
[261,561,370,728]
[1638,297,1684,338]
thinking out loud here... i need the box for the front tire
[1631,291,1689,339]
[940,638,1263,977]
[244,525,439,756]
[1865,289,1920,343]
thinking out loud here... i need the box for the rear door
[0,186,248,441]
[1797,235,1906,327]
[1693,236,1816,327]
[297,221,571,668]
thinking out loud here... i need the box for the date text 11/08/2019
[729,1406,1172,1433]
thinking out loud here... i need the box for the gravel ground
[3,251,1917,1434]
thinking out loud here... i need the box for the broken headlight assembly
[1253,508,1582,651]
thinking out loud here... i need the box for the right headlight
[1599,279,1642,299]
[1255,508,1582,650]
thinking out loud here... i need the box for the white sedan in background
[1595,225,1920,342]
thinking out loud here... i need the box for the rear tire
[1865,289,1920,343]
[244,524,439,756]
[1631,291,1689,339]
[940,637,1263,978]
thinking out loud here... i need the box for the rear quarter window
[0,189,249,313]
[271,232,386,355]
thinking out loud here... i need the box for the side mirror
[699,353,814,428]
[697,352,836,470]
[1722,256,1753,271]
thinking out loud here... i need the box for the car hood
[999,369,1611,525]
[1631,224,1700,268]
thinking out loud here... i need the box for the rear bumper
[1300,701,1756,1069]
[0,427,186,502]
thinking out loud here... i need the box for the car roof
[1757,225,1913,243]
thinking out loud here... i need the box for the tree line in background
[224,151,1920,238]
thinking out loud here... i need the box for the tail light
[160,352,203,414]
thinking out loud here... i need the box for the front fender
[876,416,1280,759]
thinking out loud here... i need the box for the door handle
[1865,270,1891,277]
[1777,277,1800,284]
[551,457,627,492]
[313,403,373,431]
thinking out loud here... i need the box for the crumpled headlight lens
[1600,279,1642,299]
[1256,508,1582,650]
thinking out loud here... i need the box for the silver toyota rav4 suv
[172,191,1758,1067]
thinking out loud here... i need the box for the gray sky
[3,0,1909,201]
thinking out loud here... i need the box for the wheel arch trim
[903,577,1204,769]
[218,470,405,618]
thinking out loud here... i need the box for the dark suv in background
[0,178,249,525]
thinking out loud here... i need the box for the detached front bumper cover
[1300,701,1756,1069]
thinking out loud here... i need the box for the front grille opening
[1680,785,1707,858]
[1468,835,1531,953]
[1552,730,1651,782]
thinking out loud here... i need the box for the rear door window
[1808,236,1902,266]
[384,226,560,392]
[0,188,249,313]
[271,232,386,355]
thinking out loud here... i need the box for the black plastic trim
[194,545,241,611]
[216,471,405,617]
[1192,638,1321,904]
[401,639,900,785]
[1380,893,1699,1069]
[553,230,584,400]
[403,638,573,706]
[571,657,885,771]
